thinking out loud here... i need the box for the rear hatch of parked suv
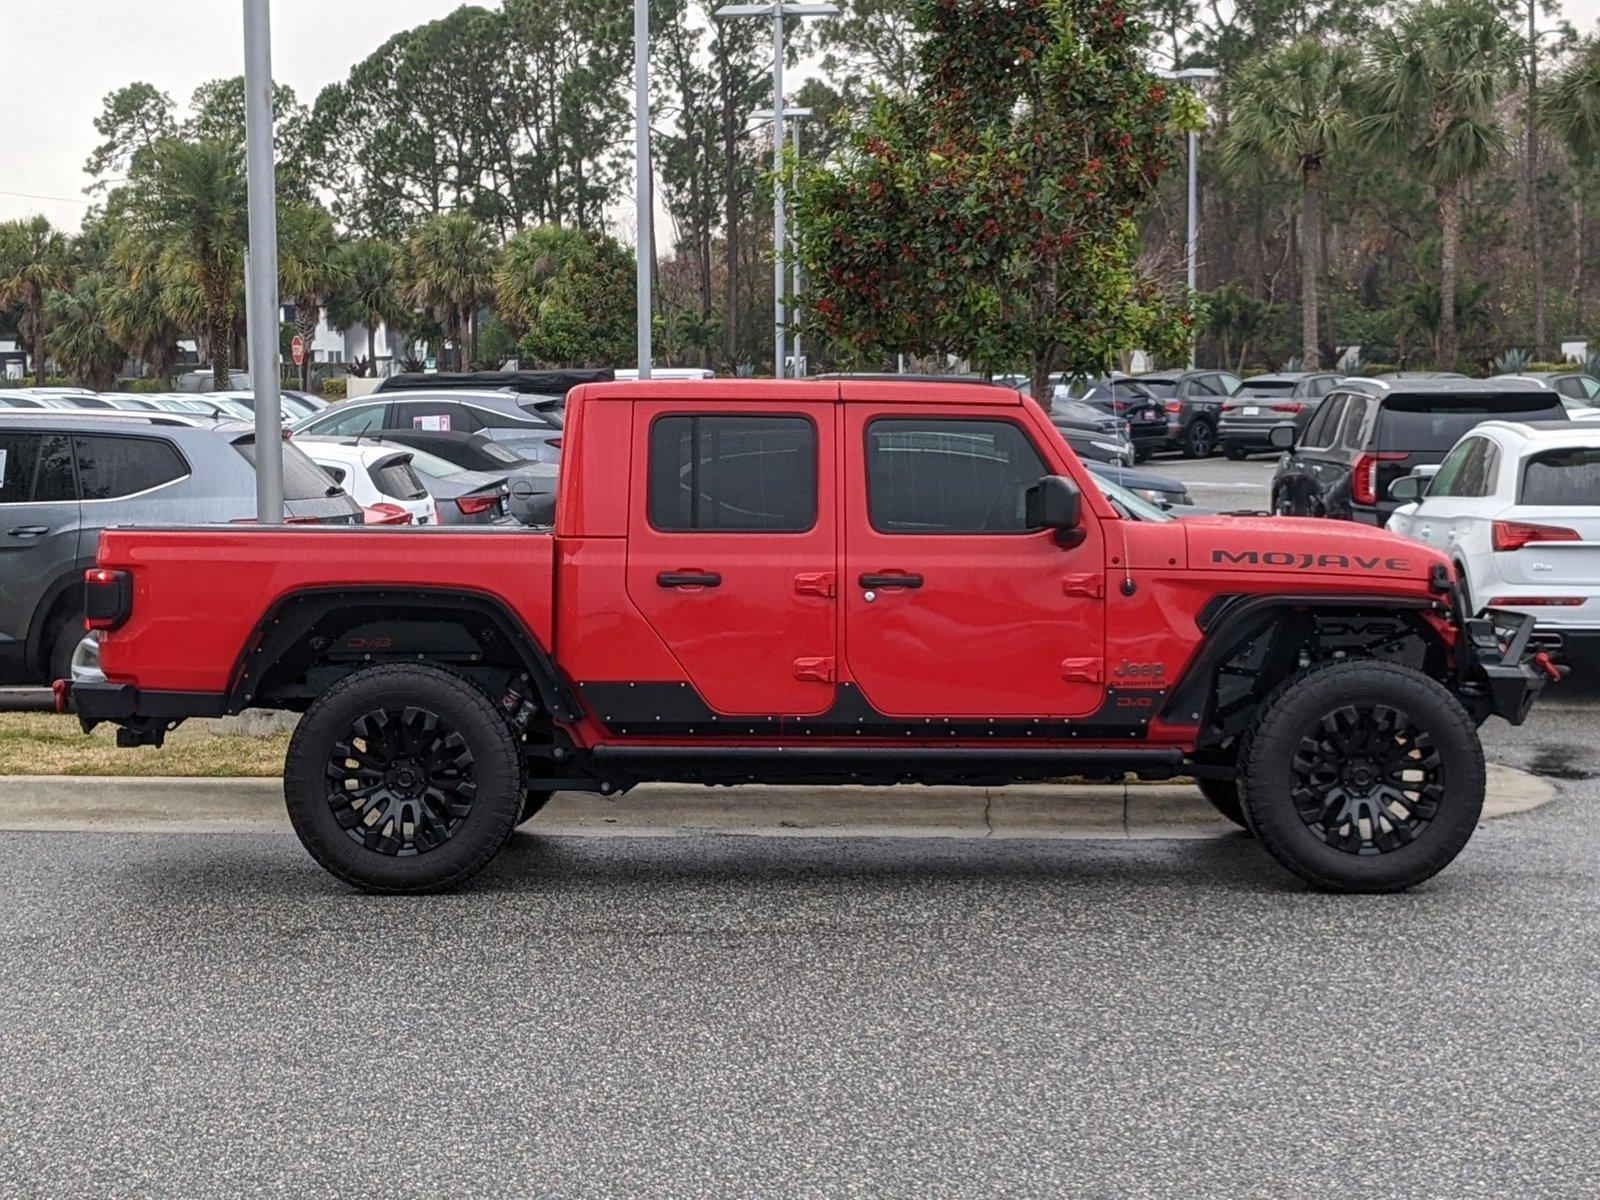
[232,435,364,524]
[1366,390,1567,522]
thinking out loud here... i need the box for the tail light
[84,567,132,631]
[1350,452,1407,507]
[455,493,499,516]
[1492,521,1581,551]
[363,503,413,525]
[1487,596,1584,607]
[1163,401,1182,414]
[1270,403,1305,414]
[547,437,563,450]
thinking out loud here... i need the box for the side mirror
[1267,424,1296,450]
[1026,475,1086,547]
[1388,475,1423,502]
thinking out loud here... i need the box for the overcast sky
[5,0,1600,234]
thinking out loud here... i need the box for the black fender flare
[1163,591,1441,727]
[225,586,581,722]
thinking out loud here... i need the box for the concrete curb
[0,763,1557,839]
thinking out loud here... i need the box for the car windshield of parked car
[1237,380,1297,396]
[1090,473,1175,522]
[1520,446,1600,505]
[1377,393,1566,451]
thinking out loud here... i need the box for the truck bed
[94,526,556,695]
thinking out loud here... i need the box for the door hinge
[794,571,837,598]
[793,656,837,683]
[1060,657,1103,683]
[1062,574,1104,599]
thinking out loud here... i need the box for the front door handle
[7,527,47,538]
[657,571,722,588]
[859,572,923,589]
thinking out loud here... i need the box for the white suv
[297,439,439,526]
[1388,420,1600,657]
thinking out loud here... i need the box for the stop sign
[291,334,305,367]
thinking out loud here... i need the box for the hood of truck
[1182,515,1448,586]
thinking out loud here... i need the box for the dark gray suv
[0,413,361,684]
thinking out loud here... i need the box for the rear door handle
[859,573,923,589]
[7,527,47,538]
[657,571,722,588]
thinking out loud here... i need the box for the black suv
[1134,369,1243,458]
[1217,372,1342,459]
[1063,376,1168,460]
[1270,378,1569,525]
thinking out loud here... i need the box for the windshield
[1090,473,1176,522]
[1138,378,1178,398]
[1236,380,1297,395]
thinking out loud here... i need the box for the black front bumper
[1456,609,1557,726]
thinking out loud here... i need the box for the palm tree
[0,216,71,384]
[44,276,125,391]
[101,243,184,384]
[398,213,498,371]
[1361,0,1520,371]
[126,138,248,387]
[1539,38,1600,330]
[1222,40,1361,370]
[277,202,348,390]
[325,240,409,376]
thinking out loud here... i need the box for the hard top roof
[375,369,612,396]
[576,377,1024,406]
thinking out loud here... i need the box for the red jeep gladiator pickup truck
[66,379,1554,894]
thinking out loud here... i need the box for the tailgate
[92,527,556,694]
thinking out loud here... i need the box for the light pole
[243,0,283,522]
[754,106,811,377]
[715,3,837,379]
[634,0,652,379]
[1157,66,1217,368]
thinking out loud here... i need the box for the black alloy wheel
[1288,705,1442,855]
[1184,419,1216,458]
[327,707,477,857]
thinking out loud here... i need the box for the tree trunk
[31,303,46,386]
[1030,349,1055,415]
[210,308,233,391]
[1573,192,1585,334]
[367,323,378,376]
[1438,184,1460,372]
[295,301,318,391]
[1300,163,1321,370]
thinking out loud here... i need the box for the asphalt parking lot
[0,454,1594,1198]
[1144,449,1279,511]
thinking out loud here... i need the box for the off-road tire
[1197,777,1248,829]
[1242,660,1484,893]
[285,663,524,894]
[518,790,553,826]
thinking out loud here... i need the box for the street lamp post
[634,0,652,379]
[243,0,283,523]
[754,107,811,377]
[715,3,836,379]
[1157,66,1217,369]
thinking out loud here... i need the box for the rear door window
[1376,393,1566,452]
[397,401,481,433]
[0,432,75,503]
[1521,447,1600,504]
[73,435,189,499]
[1300,395,1347,450]
[1430,438,1498,498]
[1336,396,1373,450]
[648,414,817,532]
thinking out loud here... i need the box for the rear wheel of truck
[1242,661,1484,893]
[1196,777,1248,829]
[284,663,524,894]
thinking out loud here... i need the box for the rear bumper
[66,682,226,745]
[1217,417,1292,449]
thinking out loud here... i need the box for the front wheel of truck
[1242,661,1484,894]
[284,663,524,894]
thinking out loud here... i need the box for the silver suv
[292,391,565,463]
[0,413,361,684]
